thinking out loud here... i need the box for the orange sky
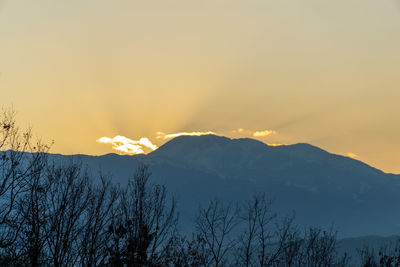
[1,0,400,173]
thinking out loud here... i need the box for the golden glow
[231,128,277,138]
[97,136,158,155]
[267,143,284,147]
[231,128,245,134]
[156,131,217,140]
[98,129,282,154]
[345,152,358,159]
[253,130,277,137]
[1,0,400,172]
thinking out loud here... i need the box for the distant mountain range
[50,135,400,238]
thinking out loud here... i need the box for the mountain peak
[152,134,331,156]
[150,134,327,159]
[149,134,232,158]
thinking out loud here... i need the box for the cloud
[345,152,358,159]
[156,129,277,140]
[99,129,283,154]
[231,128,245,134]
[156,131,216,140]
[253,130,277,137]
[97,135,158,155]
[231,128,277,138]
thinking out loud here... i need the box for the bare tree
[358,241,400,267]
[44,163,92,267]
[155,233,209,267]
[275,221,348,267]
[14,153,50,266]
[236,193,276,267]
[302,228,340,267]
[0,108,50,249]
[195,199,239,267]
[12,161,119,267]
[358,246,379,267]
[79,177,118,267]
[107,164,178,266]
[274,216,303,267]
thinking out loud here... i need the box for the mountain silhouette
[52,135,400,237]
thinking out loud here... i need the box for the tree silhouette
[195,199,239,267]
[107,164,178,266]
[0,108,49,250]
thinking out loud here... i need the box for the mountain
[51,135,400,237]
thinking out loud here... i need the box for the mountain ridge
[42,135,397,176]
[38,135,400,237]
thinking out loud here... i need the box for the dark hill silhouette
[49,135,400,237]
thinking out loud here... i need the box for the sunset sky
[1,0,400,173]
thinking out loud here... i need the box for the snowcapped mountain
[51,135,400,237]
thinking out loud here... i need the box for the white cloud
[97,135,158,155]
[98,128,281,154]
[253,130,277,137]
[156,131,216,140]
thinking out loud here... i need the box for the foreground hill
[51,135,400,237]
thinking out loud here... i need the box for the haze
[1,0,399,173]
